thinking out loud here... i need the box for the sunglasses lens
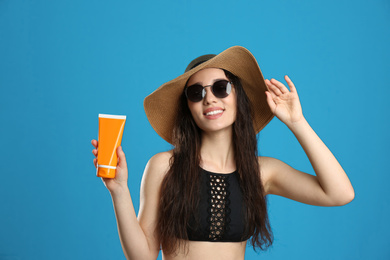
[212,80,231,98]
[186,80,232,102]
[186,84,204,102]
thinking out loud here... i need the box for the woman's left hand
[265,75,304,126]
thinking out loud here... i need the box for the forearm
[287,118,354,205]
[110,186,157,260]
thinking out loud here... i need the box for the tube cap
[97,167,116,178]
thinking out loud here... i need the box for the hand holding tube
[92,139,161,259]
[92,139,129,193]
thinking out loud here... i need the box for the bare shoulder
[258,156,283,175]
[258,156,290,194]
[141,150,172,188]
[258,156,286,168]
[139,150,172,214]
[146,151,172,173]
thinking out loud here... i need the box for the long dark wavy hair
[157,70,273,255]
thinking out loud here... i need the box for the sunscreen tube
[97,114,126,178]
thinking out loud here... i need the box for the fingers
[266,76,297,93]
[265,79,276,97]
[91,140,98,155]
[91,140,127,167]
[91,140,98,158]
[284,75,297,93]
[92,140,98,168]
[271,79,288,93]
[117,146,128,169]
[265,79,283,96]
[265,91,276,113]
[91,139,98,149]
[266,78,290,95]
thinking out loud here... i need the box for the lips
[203,107,224,119]
[205,110,223,116]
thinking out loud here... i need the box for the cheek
[187,102,201,121]
[229,92,238,118]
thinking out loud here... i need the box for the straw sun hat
[144,46,274,144]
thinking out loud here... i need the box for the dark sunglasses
[185,80,232,102]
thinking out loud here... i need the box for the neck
[199,128,236,173]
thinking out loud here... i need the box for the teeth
[206,110,223,116]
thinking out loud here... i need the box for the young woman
[91,46,354,260]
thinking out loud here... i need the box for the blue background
[1,0,389,259]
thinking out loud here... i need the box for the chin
[198,123,234,134]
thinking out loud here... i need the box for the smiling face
[186,68,237,134]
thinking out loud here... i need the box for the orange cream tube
[97,114,126,178]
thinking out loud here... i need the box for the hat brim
[144,46,274,144]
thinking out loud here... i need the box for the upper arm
[259,156,336,206]
[137,151,172,254]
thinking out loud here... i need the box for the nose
[203,86,217,104]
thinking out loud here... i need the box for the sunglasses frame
[185,80,233,102]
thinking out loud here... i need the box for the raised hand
[91,139,129,193]
[265,75,304,127]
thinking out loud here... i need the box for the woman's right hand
[91,139,129,194]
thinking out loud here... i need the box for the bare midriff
[162,240,247,260]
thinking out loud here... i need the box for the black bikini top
[186,168,251,242]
